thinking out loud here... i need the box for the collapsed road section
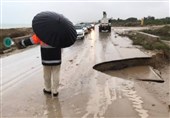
[93,57,164,83]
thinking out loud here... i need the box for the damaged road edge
[93,57,164,83]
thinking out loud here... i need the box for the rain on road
[1,26,169,118]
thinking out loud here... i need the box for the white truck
[99,11,111,32]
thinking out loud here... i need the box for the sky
[0,0,169,28]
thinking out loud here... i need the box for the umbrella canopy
[32,11,77,48]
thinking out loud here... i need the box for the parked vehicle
[79,23,89,34]
[75,25,85,39]
[91,23,95,29]
[85,23,92,31]
[99,11,111,32]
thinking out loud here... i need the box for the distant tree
[109,16,169,26]
[144,16,155,20]
[126,17,138,22]
[117,18,124,22]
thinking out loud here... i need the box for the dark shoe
[43,89,51,95]
[53,92,59,97]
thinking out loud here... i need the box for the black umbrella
[32,11,77,48]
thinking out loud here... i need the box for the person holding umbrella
[18,11,77,97]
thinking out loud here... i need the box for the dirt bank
[142,25,170,41]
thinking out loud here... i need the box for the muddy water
[103,66,164,82]
[1,26,169,118]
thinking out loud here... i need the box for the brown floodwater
[100,65,164,83]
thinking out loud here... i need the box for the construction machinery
[99,11,111,32]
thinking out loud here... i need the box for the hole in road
[93,57,165,83]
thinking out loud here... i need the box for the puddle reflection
[44,96,63,118]
[98,32,111,39]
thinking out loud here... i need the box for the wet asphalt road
[1,26,169,118]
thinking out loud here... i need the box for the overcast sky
[1,0,169,28]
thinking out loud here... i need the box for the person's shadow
[44,95,63,118]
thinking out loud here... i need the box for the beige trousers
[43,65,60,94]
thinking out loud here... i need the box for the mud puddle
[103,65,164,83]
